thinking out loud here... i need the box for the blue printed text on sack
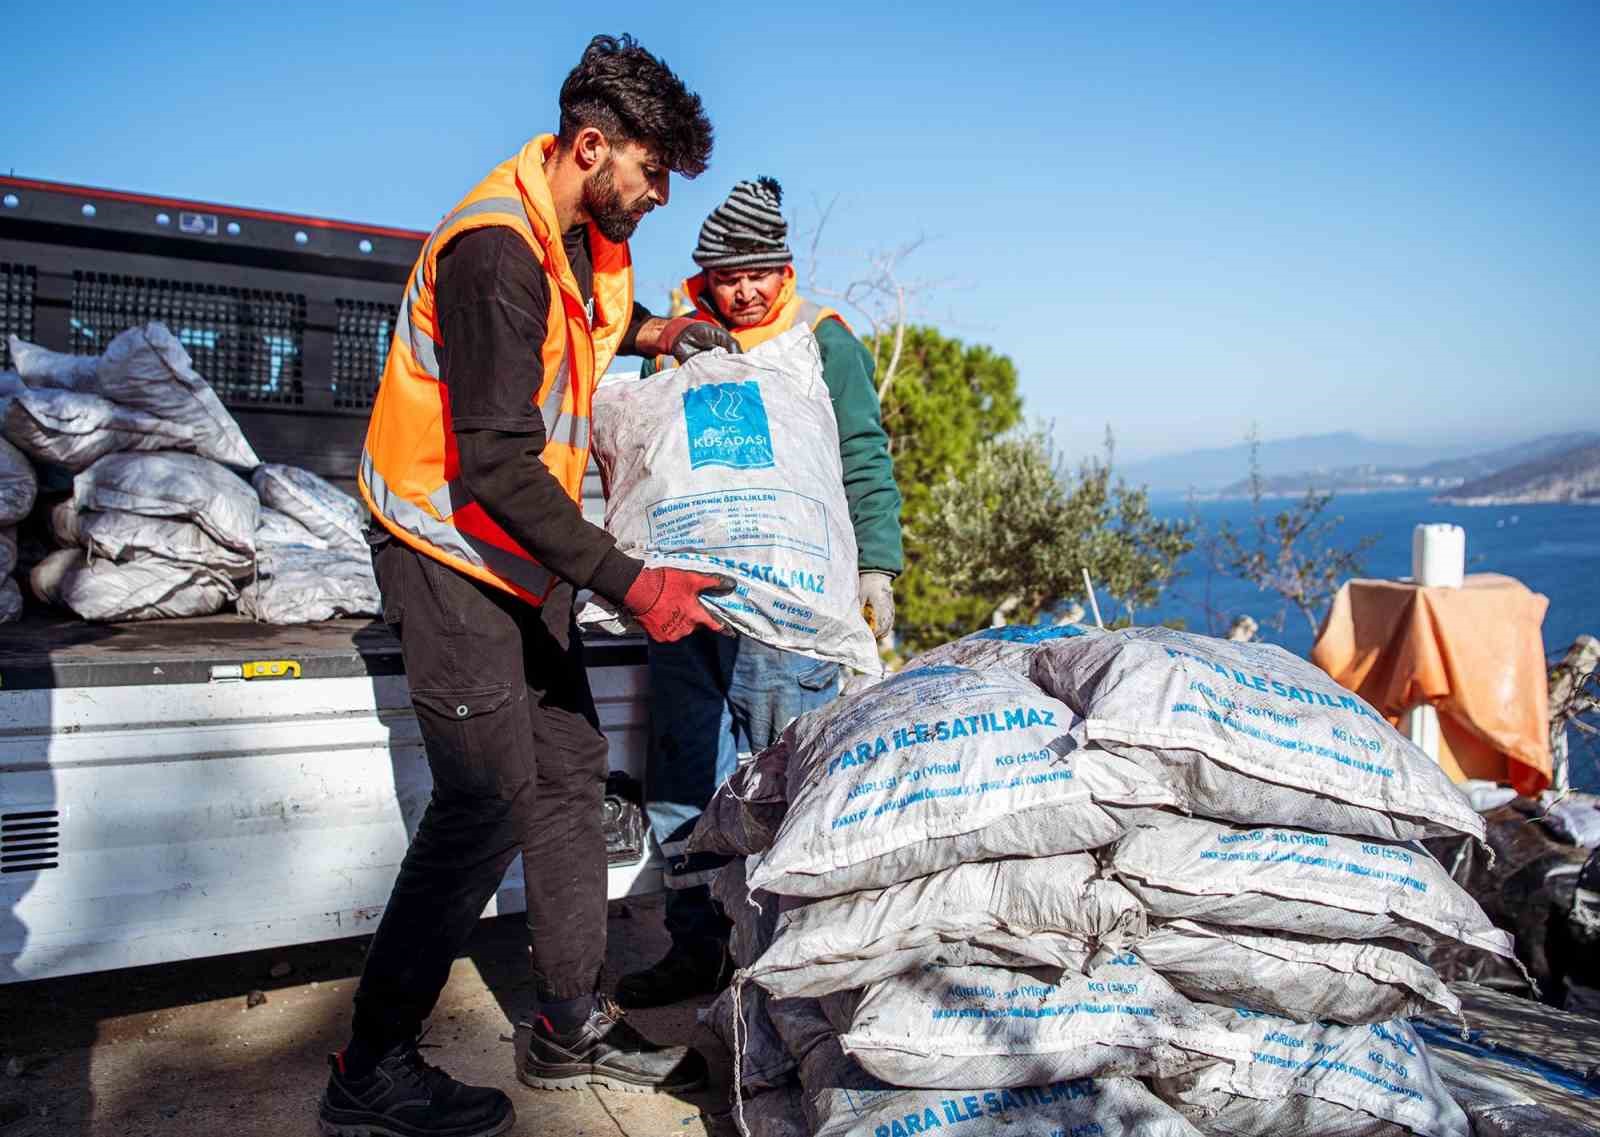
[1166,647,1383,723]
[869,1080,1102,1137]
[825,706,1059,777]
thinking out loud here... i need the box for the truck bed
[0,612,643,689]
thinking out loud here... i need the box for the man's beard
[583,159,647,243]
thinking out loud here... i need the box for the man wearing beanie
[615,176,903,1007]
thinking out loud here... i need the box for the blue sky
[7,1,1595,463]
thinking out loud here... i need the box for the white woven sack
[746,665,1175,899]
[251,464,366,552]
[746,854,1143,999]
[0,526,15,580]
[96,323,259,469]
[0,576,20,624]
[0,435,35,525]
[4,387,199,472]
[1154,1008,1470,1137]
[592,325,878,673]
[1110,812,1515,960]
[237,548,380,624]
[76,511,255,579]
[7,336,99,391]
[688,738,790,857]
[256,506,330,551]
[1029,627,1485,842]
[904,623,1099,675]
[703,984,795,1095]
[840,953,1247,1088]
[30,547,235,621]
[75,452,258,556]
[1135,920,1460,1025]
[813,1078,1203,1137]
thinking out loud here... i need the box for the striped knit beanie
[692,177,792,269]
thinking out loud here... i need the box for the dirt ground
[0,894,737,1137]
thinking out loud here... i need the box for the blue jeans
[645,630,840,946]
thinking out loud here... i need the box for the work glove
[660,316,740,363]
[859,571,896,642]
[624,566,737,643]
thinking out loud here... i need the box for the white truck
[0,175,659,983]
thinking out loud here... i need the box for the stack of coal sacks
[690,624,1511,1137]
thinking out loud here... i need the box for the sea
[1144,489,1598,661]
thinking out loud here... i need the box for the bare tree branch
[797,203,948,401]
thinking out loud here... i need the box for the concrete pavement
[0,895,736,1137]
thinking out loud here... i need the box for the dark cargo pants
[351,537,609,1050]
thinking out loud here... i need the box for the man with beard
[321,35,736,1137]
[615,177,903,1008]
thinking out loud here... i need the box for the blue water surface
[1144,490,1599,663]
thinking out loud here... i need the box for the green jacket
[641,315,904,574]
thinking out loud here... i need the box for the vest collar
[515,135,629,312]
[685,265,800,345]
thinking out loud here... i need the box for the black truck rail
[0,175,427,493]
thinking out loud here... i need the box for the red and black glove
[660,317,740,363]
[623,567,737,643]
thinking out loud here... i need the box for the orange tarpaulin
[1311,573,1551,796]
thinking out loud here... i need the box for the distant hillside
[1211,431,1600,498]
[1436,441,1600,506]
[1406,432,1600,483]
[1122,433,1463,493]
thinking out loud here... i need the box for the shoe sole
[517,1067,707,1095]
[317,1109,515,1137]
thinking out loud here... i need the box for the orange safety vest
[359,135,633,605]
[653,265,846,369]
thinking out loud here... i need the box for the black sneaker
[613,939,731,1009]
[521,996,708,1094]
[318,1042,514,1137]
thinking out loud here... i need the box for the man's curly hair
[558,35,713,178]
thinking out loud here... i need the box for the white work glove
[858,571,896,642]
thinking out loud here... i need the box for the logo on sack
[683,381,776,470]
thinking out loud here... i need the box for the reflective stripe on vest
[653,275,844,371]
[360,450,554,598]
[359,135,631,605]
